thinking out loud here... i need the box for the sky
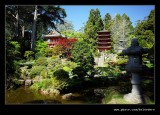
[60,5,155,31]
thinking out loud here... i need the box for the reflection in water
[6,86,97,104]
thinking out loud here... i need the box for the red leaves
[56,38,77,49]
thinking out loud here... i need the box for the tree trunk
[31,5,38,52]
[15,6,19,38]
[22,26,25,37]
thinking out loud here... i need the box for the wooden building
[97,30,111,52]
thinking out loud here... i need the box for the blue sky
[60,5,155,31]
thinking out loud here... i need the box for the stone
[62,93,73,100]
[25,79,32,86]
[49,89,60,96]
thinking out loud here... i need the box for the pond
[5,86,105,104]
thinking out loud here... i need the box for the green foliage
[61,30,85,41]
[71,66,87,79]
[145,63,154,68]
[24,51,34,60]
[29,66,45,78]
[20,66,29,79]
[95,65,122,78]
[53,69,69,80]
[47,58,61,68]
[134,9,155,49]
[63,61,77,69]
[104,13,112,31]
[116,58,128,65]
[111,13,133,52]
[48,45,62,56]
[34,57,48,66]
[35,40,48,57]
[84,8,104,52]
[63,66,71,72]
[71,41,95,78]
[30,77,69,91]
[40,69,48,78]
[51,55,58,60]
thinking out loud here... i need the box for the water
[5,86,101,104]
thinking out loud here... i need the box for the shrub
[63,66,71,72]
[34,57,48,66]
[40,69,48,78]
[30,77,69,91]
[51,55,58,60]
[64,61,77,69]
[116,58,128,65]
[29,66,45,78]
[24,51,34,60]
[53,69,69,80]
[71,66,86,79]
[47,58,61,68]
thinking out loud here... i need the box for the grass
[102,86,154,104]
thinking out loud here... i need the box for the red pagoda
[97,30,111,52]
[42,29,66,49]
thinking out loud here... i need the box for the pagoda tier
[97,30,111,51]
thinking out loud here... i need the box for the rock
[62,93,73,100]
[41,89,49,95]
[25,79,32,86]
[49,89,60,96]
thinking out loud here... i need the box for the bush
[24,51,34,60]
[30,78,69,91]
[63,66,71,72]
[29,66,45,78]
[64,61,77,69]
[47,58,61,68]
[71,66,87,79]
[40,69,48,78]
[34,57,48,66]
[116,58,128,65]
[53,69,69,80]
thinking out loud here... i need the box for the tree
[134,9,154,49]
[111,13,132,53]
[56,38,77,58]
[31,5,38,52]
[104,13,111,31]
[71,41,95,78]
[31,5,67,53]
[56,20,74,32]
[61,31,85,41]
[84,8,104,53]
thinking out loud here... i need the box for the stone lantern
[121,38,148,104]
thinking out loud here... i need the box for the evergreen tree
[84,8,104,53]
[104,13,111,31]
[134,9,154,49]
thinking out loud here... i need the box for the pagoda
[97,30,111,52]
[42,29,66,49]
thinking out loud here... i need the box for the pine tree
[104,13,111,31]
[84,8,104,53]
